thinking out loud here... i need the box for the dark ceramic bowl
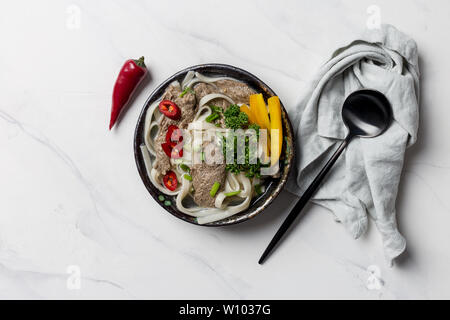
[134,64,295,226]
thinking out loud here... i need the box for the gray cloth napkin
[285,24,420,264]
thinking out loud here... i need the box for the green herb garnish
[219,105,264,177]
[179,87,195,98]
[224,104,240,117]
[183,174,193,181]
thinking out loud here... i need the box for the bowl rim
[133,63,295,227]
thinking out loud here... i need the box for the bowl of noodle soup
[134,64,294,226]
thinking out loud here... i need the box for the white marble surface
[1,0,450,299]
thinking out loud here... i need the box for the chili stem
[134,56,146,68]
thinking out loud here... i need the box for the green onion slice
[180,164,190,172]
[210,182,221,197]
[205,113,220,123]
[179,87,194,98]
[183,174,193,181]
[210,105,223,113]
[224,190,241,197]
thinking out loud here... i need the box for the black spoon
[259,90,392,264]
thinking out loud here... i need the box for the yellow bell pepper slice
[249,95,259,123]
[250,94,271,130]
[268,96,283,166]
[249,94,271,160]
[240,104,257,124]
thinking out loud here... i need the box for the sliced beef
[153,84,196,175]
[194,80,255,106]
[189,79,255,207]
[191,162,226,208]
[193,83,216,101]
[215,79,255,104]
[162,83,197,129]
[153,78,255,207]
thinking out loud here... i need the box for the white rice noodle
[140,145,181,196]
[184,72,235,89]
[193,105,212,122]
[187,93,235,130]
[198,93,235,108]
[175,176,223,217]
[197,173,252,225]
[175,163,189,176]
[197,198,251,224]
[189,104,223,131]
[170,80,181,89]
[144,100,162,156]
[181,71,195,89]
[188,120,218,131]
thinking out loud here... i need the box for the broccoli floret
[238,112,249,125]
[221,121,268,179]
[224,104,241,118]
[248,123,260,137]
[224,105,249,129]
[210,105,223,113]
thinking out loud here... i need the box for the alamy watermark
[366,5,381,30]
[66,4,81,30]
[66,265,81,290]
[366,265,383,290]
[167,127,281,176]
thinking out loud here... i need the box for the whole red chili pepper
[109,56,147,130]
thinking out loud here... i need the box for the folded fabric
[286,24,420,265]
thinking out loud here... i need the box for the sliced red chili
[163,171,178,191]
[159,100,181,120]
[161,142,183,159]
[166,125,184,145]
[170,145,183,159]
[161,142,174,158]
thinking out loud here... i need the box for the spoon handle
[258,135,352,264]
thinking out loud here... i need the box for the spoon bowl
[343,89,392,138]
